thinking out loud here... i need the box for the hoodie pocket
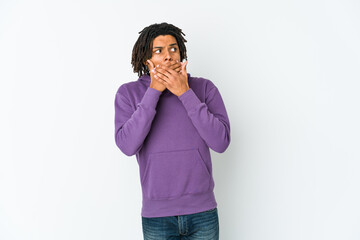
[141,148,211,200]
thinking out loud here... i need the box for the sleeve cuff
[178,88,202,112]
[140,87,162,109]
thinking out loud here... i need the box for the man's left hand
[153,60,189,97]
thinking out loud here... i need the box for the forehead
[152,35,177,46]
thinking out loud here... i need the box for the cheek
[149,55,161,65]
[149,56,158,66]
[174,53,181,60]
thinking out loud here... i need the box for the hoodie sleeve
[114,86,162,156]
[178,81,231,153]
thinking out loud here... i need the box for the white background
[1,0,359,239]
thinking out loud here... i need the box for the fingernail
[156,64,159,67]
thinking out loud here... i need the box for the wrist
[178,87,190,97]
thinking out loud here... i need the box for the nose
[164,49,172,62]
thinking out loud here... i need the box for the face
[147,34,180,67]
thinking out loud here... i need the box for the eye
[154,49,161,53]
[171,47,177,52]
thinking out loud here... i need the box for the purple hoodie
[114,73,231,217]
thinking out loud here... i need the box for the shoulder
[116,79,144,97]
[116,80,136,93]
[189,74,218,93]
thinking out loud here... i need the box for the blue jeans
[142,207,219,240]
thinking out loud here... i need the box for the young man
[114,22,231,240]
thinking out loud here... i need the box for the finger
[158,64,178,75]
[173,66,181,72]
[180,60,188,74]
[155,68,170,80]
[182,60,188,71]
[154,73,168,84]
[155,68,176,85]
[161,60,180,71]
[161,60,173,69]
[147,60,154,70]
[168,60,181,69]
[155,66,172,78]
[165,59,178,65]
[156,68,177,85]
[154,67,170,79]
[170,62,181,71]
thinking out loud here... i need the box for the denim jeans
[142,207,219,240]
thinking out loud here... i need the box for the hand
[153,60,189,97]
[147,60,182,92]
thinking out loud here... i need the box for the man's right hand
[147,59,181,92]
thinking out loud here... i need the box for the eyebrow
[153,43,178,49]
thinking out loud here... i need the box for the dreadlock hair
[131,22,188,77]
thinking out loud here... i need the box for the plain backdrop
[1,0,359,239]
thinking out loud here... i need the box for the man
[114,22,231,240]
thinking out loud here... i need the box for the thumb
[180,60,188,74]
[146,60,154,70]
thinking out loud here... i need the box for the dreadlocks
[131,22,188,77]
